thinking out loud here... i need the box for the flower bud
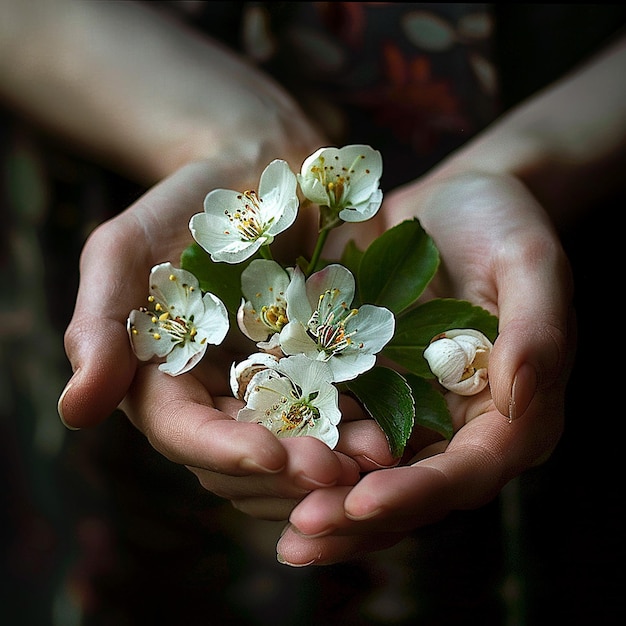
[423,329,492,396]
[230,352,280,400]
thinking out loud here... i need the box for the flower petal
[159,341,208,376]
[304,263,355,309]
[258,159,299,235]
[127,310,173,359]
[279,320,318,357]
[283,265,311,324]
[345,304,395,353]
[197,292,230,345]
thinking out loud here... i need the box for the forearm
[428,33,626,225]
[0,0,320,185]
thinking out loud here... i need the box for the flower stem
[260,245,274,261]
[306,228,330,276]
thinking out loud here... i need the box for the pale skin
[2,1,624,565]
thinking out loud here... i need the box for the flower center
[224,190,269,241]
[153,310,198,344]
[310,158,348,208]
[309,152,369,209]
[279,396,320,433]
[260,304,288,332]
[133,289,205,346]
[256,383,320,434]
[307,288,359,358]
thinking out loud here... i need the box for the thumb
[58,219,145,428]
[488,239,575,422]
[58,319,136,429]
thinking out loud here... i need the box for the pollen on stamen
[153,333,161,340]
[169,274,176,281]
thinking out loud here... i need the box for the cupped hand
[277,171,576,565]
[58,157,394,517]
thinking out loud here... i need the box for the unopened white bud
[423,329,492,396]
[230,352,280,400]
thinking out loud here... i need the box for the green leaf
[346,367,415,458]
[180,243,251,315]
[358,219,439,314]
[340,239,365,306]
[404,374,454,440]
[340,239,364,277]
[383,298,499,377]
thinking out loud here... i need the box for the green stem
[306,228,330,276]
[259,245,273,261]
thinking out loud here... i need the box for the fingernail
[296,474,337,490]
[345,507,382,522]
[276,553,317,568]
[289,522,334,539]
[355,455,398,469]
[239,457,284,474]
[508,362,537,422]
[57,379,81,431]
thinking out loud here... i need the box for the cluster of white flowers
[126,145,493,450]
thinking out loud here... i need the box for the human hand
[276,171,575,565]
[58,159,395,519]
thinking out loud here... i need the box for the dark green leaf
[358,219,439,314]
[404,374,454,440]
[340,239,364,278]
[383,298,499,377]
[340,239,365,306]
[180,243,251,315]
[346,367,415,458]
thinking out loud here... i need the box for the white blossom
[236,354,341,448]
[236,259,291,344]
[127,263,229,376]
[279,264,395,382]
[297,144,383,223]
[189,159,299,263]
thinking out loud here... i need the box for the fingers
[335,419,399,471]
[212,450,361,521]
[123,362,361,511]
[124,362,288,473]
[280,404,553,565]
[489,226,575,421]
[277,524,404,567]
